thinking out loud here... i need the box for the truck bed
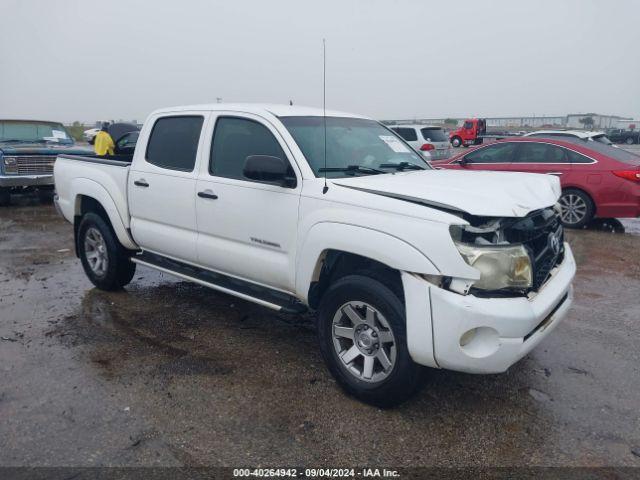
[54,153,133,246]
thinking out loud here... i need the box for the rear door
[511,141,572,181]
[128,113,207,263]
[195,113,302,292]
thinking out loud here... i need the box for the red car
[430,137,640,228]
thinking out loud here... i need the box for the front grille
[15,156,55,175]
[505,208,564,290]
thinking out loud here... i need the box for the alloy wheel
[559,194,587,225]
[331,301,397,383]
[84,227,109,276]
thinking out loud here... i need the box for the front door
[195,114,301,292]
[129,114,207,263]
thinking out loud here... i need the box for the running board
[131,252,307,314]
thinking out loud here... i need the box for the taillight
[420,144,435,151]
[612,170,640,182]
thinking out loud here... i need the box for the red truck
[449,118,515,148]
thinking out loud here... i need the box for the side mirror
[243,155,296,188]
[458,156,469,166]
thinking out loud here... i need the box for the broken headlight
[454,242,532,291]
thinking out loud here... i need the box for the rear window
[421,128,447,142]
[146,116,204,171]
[579,141,640,165]
[391,127,417,142]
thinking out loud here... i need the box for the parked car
[431,137,640,228]
[525,130,614,145]
[389,125,452,160]
[83,127,100,144]
[607,128,640,145]
[0,120,91,205]
[54,104,575,406]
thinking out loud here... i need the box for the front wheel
[451,136,462,148]
[317,275,422,407]
[625,136,635,145]
[78,213,136,290]
[558,189,594,228]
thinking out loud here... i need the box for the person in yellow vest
[94,123,115,156]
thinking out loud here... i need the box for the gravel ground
[0,198,639,469]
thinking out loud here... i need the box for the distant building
[384,113,632,130]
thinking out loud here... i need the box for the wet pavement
[0,196,639,468]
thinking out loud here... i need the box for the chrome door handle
[547,172,563,176]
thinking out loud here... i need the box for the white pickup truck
[54,103,576,406]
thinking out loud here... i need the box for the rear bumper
[0,174,54,188]
[404,243,576,373]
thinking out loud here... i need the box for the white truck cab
[54,104,575,406]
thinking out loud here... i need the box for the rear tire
[625,136,635,145]
[317,275,422,408]
[78,213,136,290]
[0,188,10,206]
[558,189,594,229]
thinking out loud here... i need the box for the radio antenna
[322,38,328,194]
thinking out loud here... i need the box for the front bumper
[0,174,54,188]
[404,243,576,373]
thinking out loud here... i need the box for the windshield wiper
[379,162,426,171]
[318,165,386,175]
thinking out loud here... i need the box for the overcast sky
[1,0,638,123]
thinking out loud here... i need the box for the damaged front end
[450,206,565,297]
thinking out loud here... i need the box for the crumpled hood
[331,169,560,217]
[0,143,92,155]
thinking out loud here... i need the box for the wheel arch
[70,179,137,252]
[296,223,439,307]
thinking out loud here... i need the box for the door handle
[547,172,563,176]
[197,191,218,200]
[134,179,149,187]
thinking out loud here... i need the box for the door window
[391,127,418,142]
[210,117,293,182]
[464,142,516,163]
[145,116,204,171]
[514,142,568,163]
[567,149,594,164]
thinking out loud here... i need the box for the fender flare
[295,222,439,302]
[70,178,138,250]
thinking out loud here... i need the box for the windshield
[421,127,448,142]
[0,121,73,145]
[280,116,429,178]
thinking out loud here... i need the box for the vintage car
[0,120,92,205]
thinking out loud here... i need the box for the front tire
[317,275,422,407]
[625,136,635,145]
[451,136,462,148]
[78,213,136,290]
[558,189,594,228]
